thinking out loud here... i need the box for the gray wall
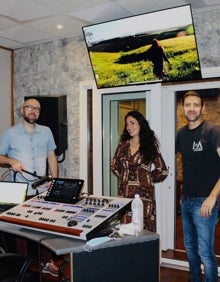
[13,36,93,178]
[193,7,220,71]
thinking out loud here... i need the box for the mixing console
[0,192,132,240]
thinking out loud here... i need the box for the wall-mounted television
[82,4,202,89]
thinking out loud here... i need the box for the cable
[15,171,38,183]
[0,169,11,181]
[21,169,40,178]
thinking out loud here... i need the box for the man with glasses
[0,98,58,197]
[0,98,59,276]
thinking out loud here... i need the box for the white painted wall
[0,48,13,181]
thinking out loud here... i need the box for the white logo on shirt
[192,141,203,152]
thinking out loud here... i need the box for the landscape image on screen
[82,5,202,89]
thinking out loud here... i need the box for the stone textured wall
[13,36,93,178]
[193,7,220,69]
[13,7,220,179]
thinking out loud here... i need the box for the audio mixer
[0,192,132,240]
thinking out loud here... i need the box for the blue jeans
[181,195,219,282]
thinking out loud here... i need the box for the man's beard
[184,109,203,123]
[23,115,37,124]
[185,114,200,122]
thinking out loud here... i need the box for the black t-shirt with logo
[176,120,220,197]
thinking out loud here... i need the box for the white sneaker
[42,259,59,277]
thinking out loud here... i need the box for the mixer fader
[0,192,132,240]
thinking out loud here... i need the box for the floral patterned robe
[111,140,168,232]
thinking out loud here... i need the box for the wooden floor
[160,266,190,281]
[161,266,220,282]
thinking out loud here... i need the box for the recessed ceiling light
[57,24,63,30]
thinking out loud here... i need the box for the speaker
[24,95,68,156]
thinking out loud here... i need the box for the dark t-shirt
[176,121,220,197]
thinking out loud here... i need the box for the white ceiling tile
[35,0,111,13]
[0,0,17,15]
[0,36,23,48]
[68,2,131,23]
[116,0,188,14]
[0,25,52,43]
[26,15,89,37]
[3,0,58,21]
[202,0,220,5]
[0,16,19,30]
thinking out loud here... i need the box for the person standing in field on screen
[111,110,168,232]
[147,38,171,79]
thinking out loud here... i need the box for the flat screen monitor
[45,178,84,204]
[0,181,28,205]
[82,4,202,89]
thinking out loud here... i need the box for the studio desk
[0,193,160,281]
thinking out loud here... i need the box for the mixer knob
[102,199,109,206]
[68,220,78,227]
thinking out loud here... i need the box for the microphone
[32,175,53,189]
[22,169,38,177]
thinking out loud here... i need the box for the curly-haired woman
[111,110,168,232]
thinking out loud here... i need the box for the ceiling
[0,0,219,50]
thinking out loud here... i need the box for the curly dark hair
[120,110,160,162]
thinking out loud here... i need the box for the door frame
[80,82,163,193]
[79,81,170,248]
[80,79,220,271]
[102,91,147,197]
[161,80,220,271]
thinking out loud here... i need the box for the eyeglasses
[23,105,41,113]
